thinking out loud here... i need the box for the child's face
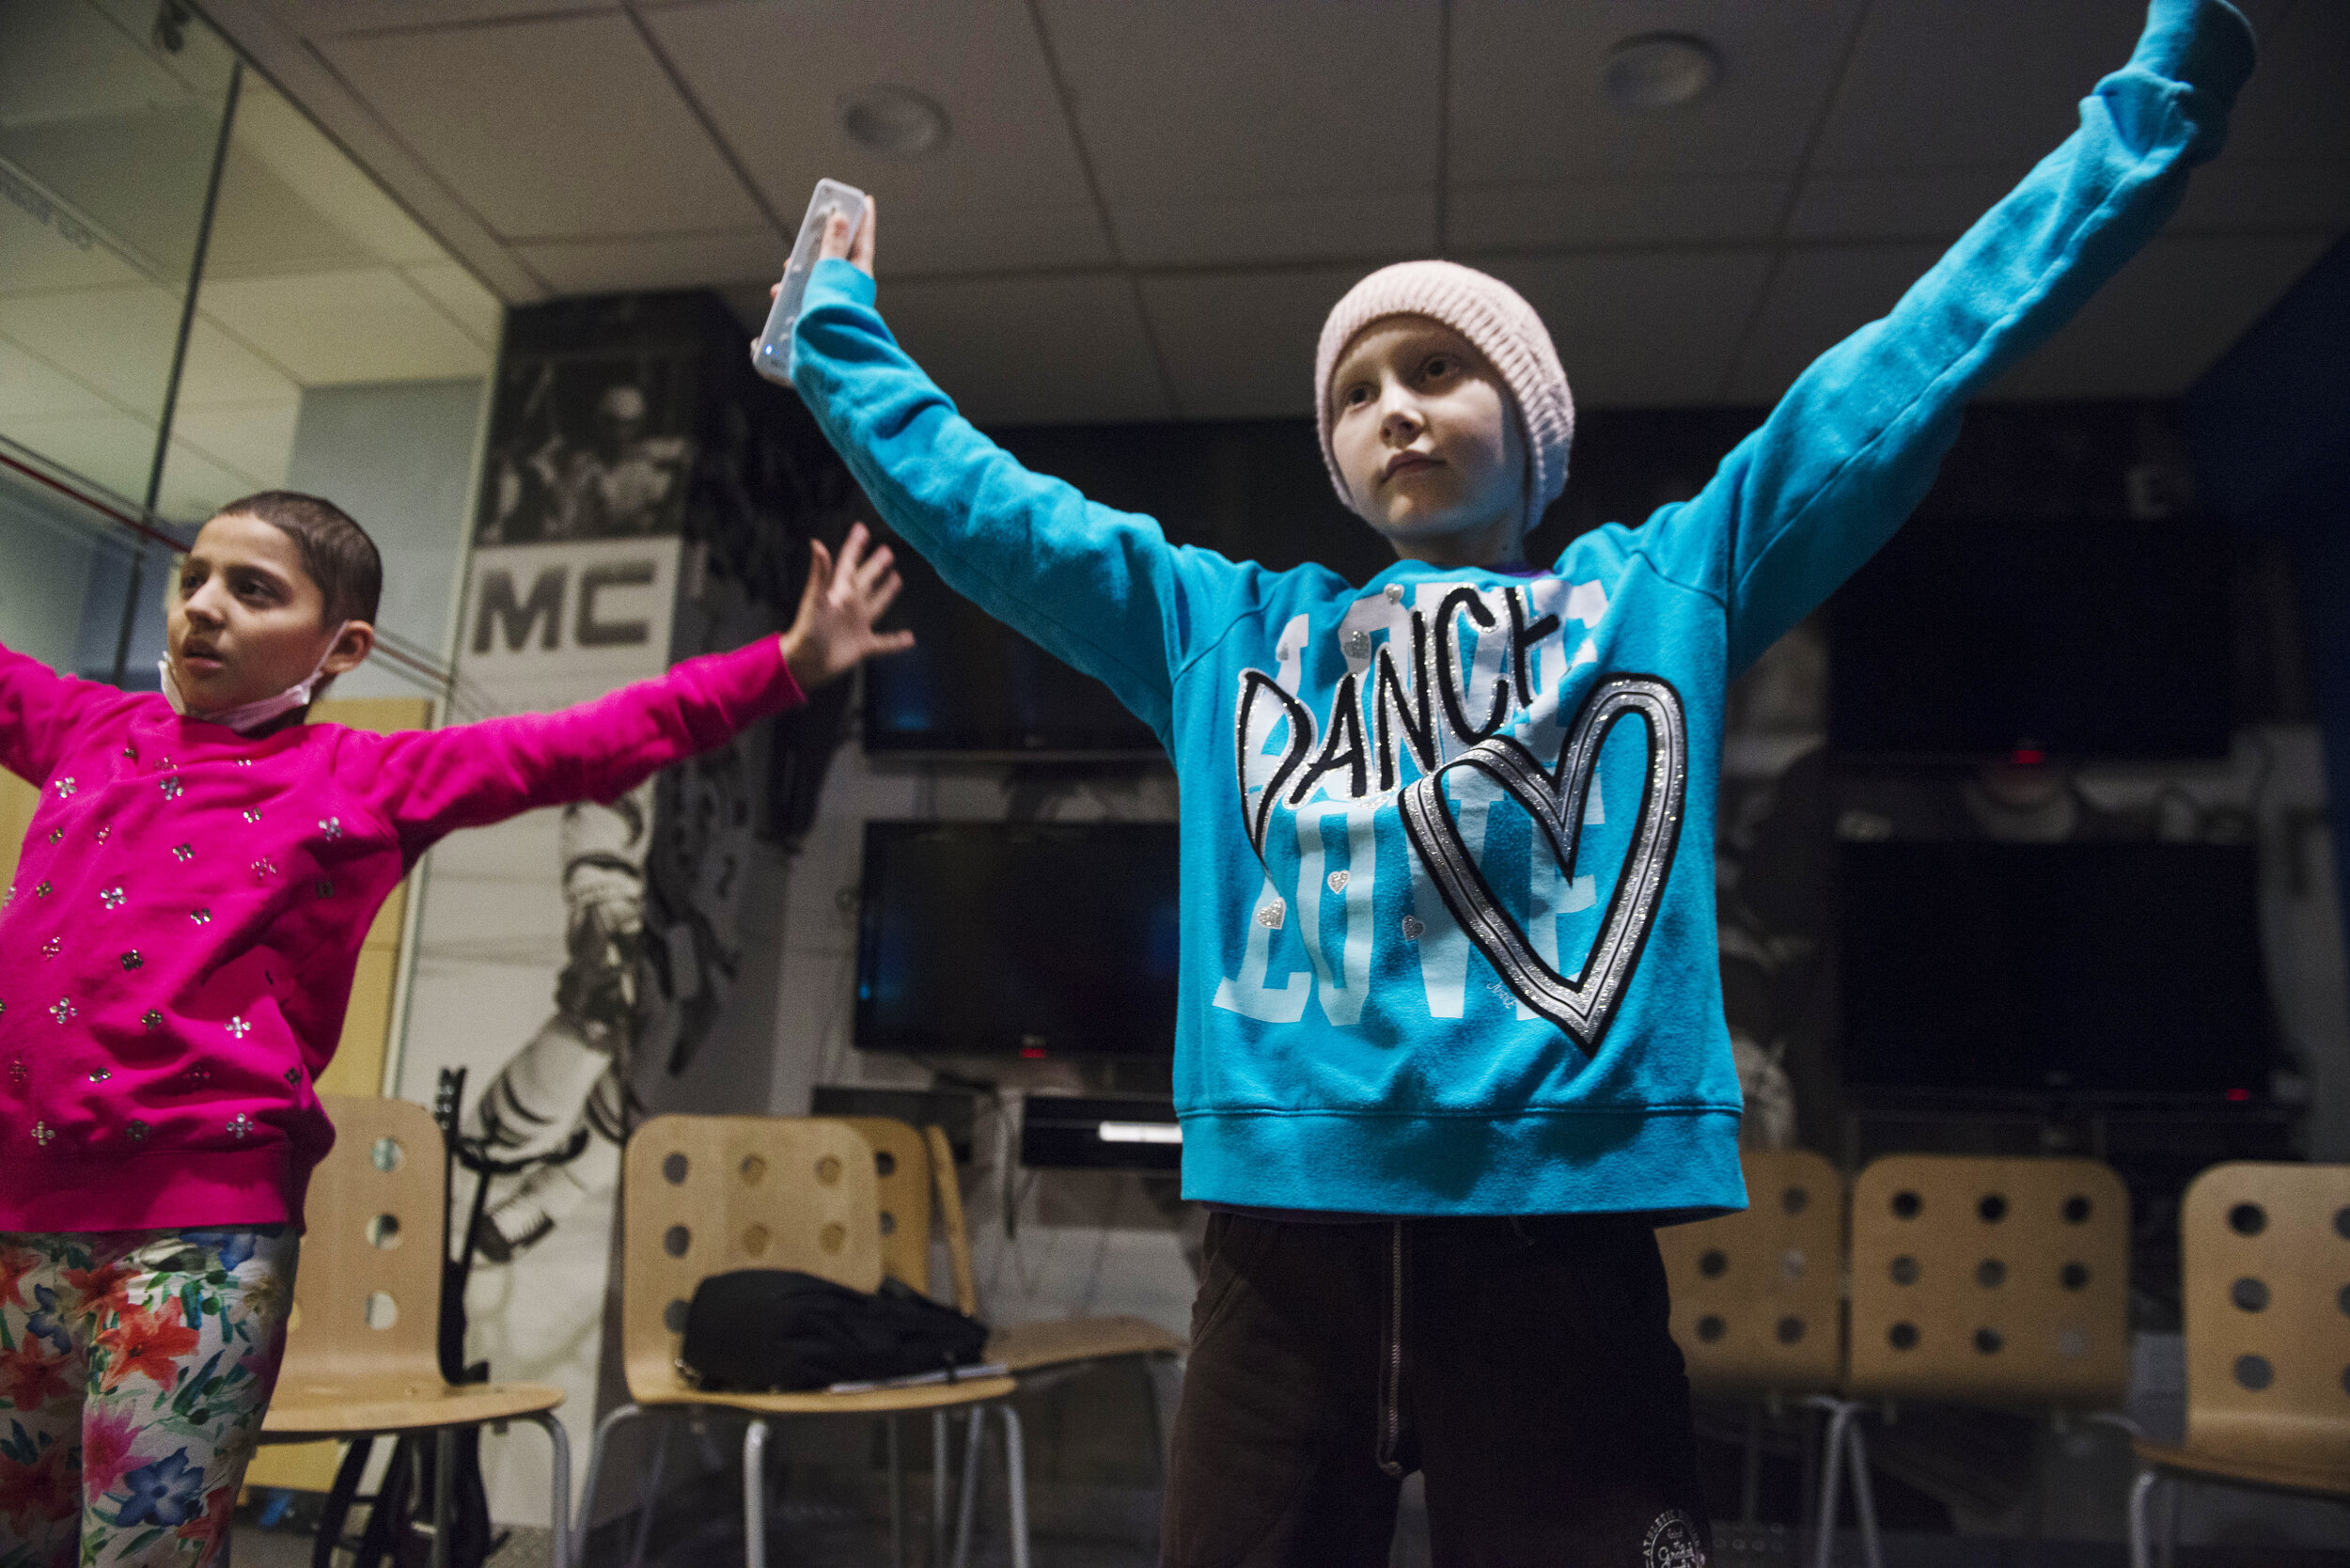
[166,512,368,713]
[1329,318,1528,568]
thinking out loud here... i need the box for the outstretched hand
[778,522,915,691]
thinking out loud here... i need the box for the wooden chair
[2127,1162,2350,1568]
[576,1115,1019,1568]
[838,1118,1185,1565]
[262,1095,572,1568]
[1656,1149,1844,1548]
[1817,1154,2131,1568]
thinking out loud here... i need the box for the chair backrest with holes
[1656,1149,1844,1394]
[619,1115,884,1403]
[1846,1153,2128,1407]
[838,1117,933,1295]
[2177,1161,2350,1473]
[287,1095,446,1383]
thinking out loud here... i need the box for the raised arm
[1643,0,2254,673]
[0,640,140,788]
[352,528,907,855]
[790,220,1263,739]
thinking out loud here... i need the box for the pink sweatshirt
[0,636,803,1232]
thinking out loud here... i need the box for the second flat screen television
[855,821,1180,1057]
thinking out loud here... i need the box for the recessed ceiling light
[1603,34,1719,113]
[839,86,950,159]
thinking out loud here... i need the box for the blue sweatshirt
[794,0,2251,1217]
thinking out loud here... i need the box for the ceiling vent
[1603,34,1720,112]
[839,86,950,158]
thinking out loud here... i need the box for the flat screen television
[854,821,1180,1057]
[1827,515,2233,761]
[1838,840,2271,1099]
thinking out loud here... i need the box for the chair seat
[2134,1437,2350,1500]
[988,1315,1184,1374]
[628,1373,1020,1416]
[262,1375,565,1438]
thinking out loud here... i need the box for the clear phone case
[752,178,869,385]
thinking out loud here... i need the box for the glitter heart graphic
[1398,673,1687,1049]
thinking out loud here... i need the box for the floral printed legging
[0,1228,297,1568]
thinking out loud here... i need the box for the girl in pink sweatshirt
[0,491,908,1566]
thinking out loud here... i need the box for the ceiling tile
[1809,0,2143,173]
[400,259,505,349]
[1722,241,1943,403]
[319,14,763,240]
[0,406,156,502]
[260,0,616,39]
[1449,0,1866,185]
[0,283,184,415]
[514,228,784,296]
[167,399,300,491]
[646,0,1098,273]
[1481,249,1776,408]
[227,80,449,268]
[1138,266,1363,420]
[203,143,382,280]
[1988,232,2334,399]
[1112,192,1434,270]
[0,337,117,425]
[1449,176,1788,252]
[1785,165,2027,243]
[195,269,494,384]
[875,273,1171,426]
[1038,0,1440,204]
[0,197,149,297]
[0,0,199,130]
[178,313,305,406]
[874,202,1112,279]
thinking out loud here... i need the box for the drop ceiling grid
[186,0,2350,416]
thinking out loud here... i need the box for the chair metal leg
[1807,1398,1856,1568]
[886,1416,903,1568]
[931,1409,949,1568]
[521,1410,573,1568]
[1740,1402,1764,1525]
[431,1429,456,1568]
[743,1419,771,1568]
[2159,1473,2183,1568]
[1842,1414,1884,1568]
[626,1415,669,1568]
[998,1403,1030,1568]
[577,1401,648,1563]
[950,1407,986,1568]
[2127,1467,2160,1568]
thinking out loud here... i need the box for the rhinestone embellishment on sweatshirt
[120,951,141,971]
[189,908,211,925]
[320,817,341,840]
[227,1016,251,1039]
[173,844,193,863]
[55,778,74,798]
[87,1068,108,1083]
[49,998,73,1025]
[31,1121,54,1146]
[142,1010,164,1031]
[284,1067,301,1088]
[100,886,124,909]
[227,1113,254,1140]
[126,1121,149,1143]
[242,808,262,823]
[39,937,60,960]
[160,777,182,800]
[251,858,275,880]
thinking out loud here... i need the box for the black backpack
[679,1269,990,1392]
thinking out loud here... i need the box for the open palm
[779,522,915,690]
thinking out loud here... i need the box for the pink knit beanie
[1313,260,1574,534]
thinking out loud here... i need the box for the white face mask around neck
[160,622,350,734]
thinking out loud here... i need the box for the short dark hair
[215,491,383,627]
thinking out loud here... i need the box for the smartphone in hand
[752,179,869,385]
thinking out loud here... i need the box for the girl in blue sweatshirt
[785,3,2251,1559]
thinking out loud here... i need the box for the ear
[322,620,375,677]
